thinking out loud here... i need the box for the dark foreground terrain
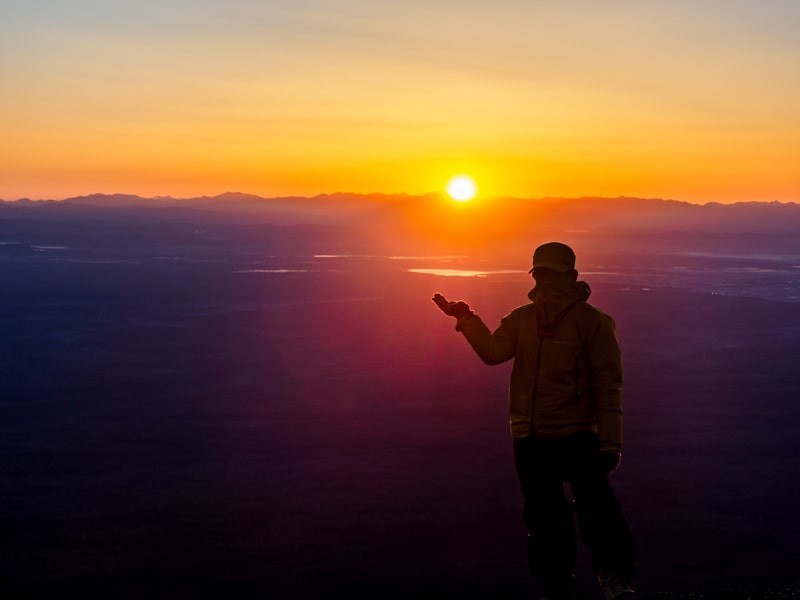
[1,206,799,599]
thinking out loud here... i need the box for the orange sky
[2,1,799,203]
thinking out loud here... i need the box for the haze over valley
[1,195,799,597]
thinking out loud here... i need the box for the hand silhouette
[598,451,621,474]
[432,293,472,319]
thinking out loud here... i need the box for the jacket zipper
[529,336,544,434]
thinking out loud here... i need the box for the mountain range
[3,192,800,260]
[3,192,799,231]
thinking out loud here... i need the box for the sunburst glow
[446,176,478,202]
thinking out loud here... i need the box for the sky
[1,0,799,203]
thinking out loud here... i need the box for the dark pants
[513,431,635,596]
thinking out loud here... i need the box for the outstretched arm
[432,293,473,320]
[432,293,516,365]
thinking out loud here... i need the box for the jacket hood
[528,280,591,304]
[528,280,591,334]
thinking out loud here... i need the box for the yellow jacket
[456,282,623,451]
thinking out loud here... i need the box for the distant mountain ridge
[2,192,800,235]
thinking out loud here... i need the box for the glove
[598,451,621,475]
[432,293,472,319]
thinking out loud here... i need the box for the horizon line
[2,191,797,207]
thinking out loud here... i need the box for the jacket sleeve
[585,312,624,452]
[455,311,517,366]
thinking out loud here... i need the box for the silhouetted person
[433,242,636,600]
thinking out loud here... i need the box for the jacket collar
[528,281,591,336]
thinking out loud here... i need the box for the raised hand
[432,293,472,319]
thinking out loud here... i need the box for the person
[432,242,636,600]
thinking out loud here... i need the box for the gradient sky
[2,0,799,202]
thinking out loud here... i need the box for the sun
[446,175,478,202]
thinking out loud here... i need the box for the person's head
[528,242,578,288]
